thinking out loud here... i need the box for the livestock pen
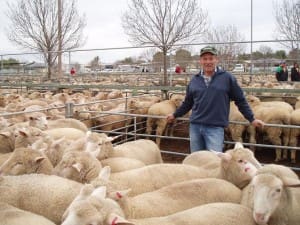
[0,82,300,173]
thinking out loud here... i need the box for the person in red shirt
[70,67,76,76]
[175,64,182,74]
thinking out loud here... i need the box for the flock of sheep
[0,87,299,225]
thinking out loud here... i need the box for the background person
[291,62,300,81]
[70,67,76,76]
[275,61,288,81]
[167,46,264,153]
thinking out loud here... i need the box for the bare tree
[259,45,273,73]
[6,0,86,79]
[203,24,246,70]
[122,0,208,87]
[89,56,100,71]
[273,0,300,49]
[175,48,192,71]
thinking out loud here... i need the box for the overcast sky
[0,0,283,64]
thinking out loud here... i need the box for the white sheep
[100,157,146,173]
[61,185,127,225]
[0,173,82,224]
[43,127,86,140]
[240,164,300,225]
[0,130,15,153]
[289,108,300,163]
[127,203,257,225]
[47,118,89,132]
[113,178,241,219]
[91,164,209,196]
[62,188,257,225]
[146,94,184,147]
[182,142,261,188]
[227,102,252,147]
[0,202,56,225]
[53,150,102,183]
[246,95,292,162]
[0,147,53,175]
[105,139,163,165]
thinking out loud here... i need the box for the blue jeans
[189,123,224,153]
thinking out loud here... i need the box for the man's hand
[166,114,175,123]
[251,119,265,128]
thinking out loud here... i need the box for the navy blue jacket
[173,68,255,127]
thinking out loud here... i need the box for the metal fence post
[65,102,74,118]
[0,55,3,74]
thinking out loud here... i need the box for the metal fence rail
[1,95,300,171]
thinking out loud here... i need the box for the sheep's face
[170,94,184,107]
[251,174,283,225]
[222,148,260,188]
[0,147,45,175]
[28,115,48,130]
[61,200,104,225]
[246,95,260,106]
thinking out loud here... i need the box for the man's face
[199,53,218,75]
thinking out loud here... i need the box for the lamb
[0,147,53,176]
[127,203,257,225]
[146,94,184,147]
[0,202,56,225]
[240,164,300,225]
[14,126,48,148]
[62,187,256,225]
[47,118,89,132]
[43,127,86,140]
[0,152,12,166]
[295,96,300,109]
[91,164,209,196]
[104,139,163,165]
[0,173,82,224]
[227,102,252,147]
[92,103,130,131]
[127,97,161,130]
[32,136,69,167]
[0,130,15,153]
[113,178,241,219]
[246,95,292,162]
[289,108,300,163]
[61,185,127,225]
[53,150,102,183]
[182,142,261,188]
[100,157,146,173]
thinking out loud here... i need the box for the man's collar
[200,67,218,76]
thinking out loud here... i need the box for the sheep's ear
[210,150,232,162]
[52,137,65,146]
[234,142,244,149]
[98,166,111,181]
[0,132,11,137]
[73,184,94,202]
[105,135,120,143]
[18,130,28,137]
[106,213,135,225]
[85,130,92,138]
[109,189,131,200]
[91,186,106,199]
[72,163,83,173]
[283,178,300,187]
[35,156,45,164]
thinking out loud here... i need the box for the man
[275,61,288,81]
[167,46,264,152]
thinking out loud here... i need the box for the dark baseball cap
[200,46,218,56]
